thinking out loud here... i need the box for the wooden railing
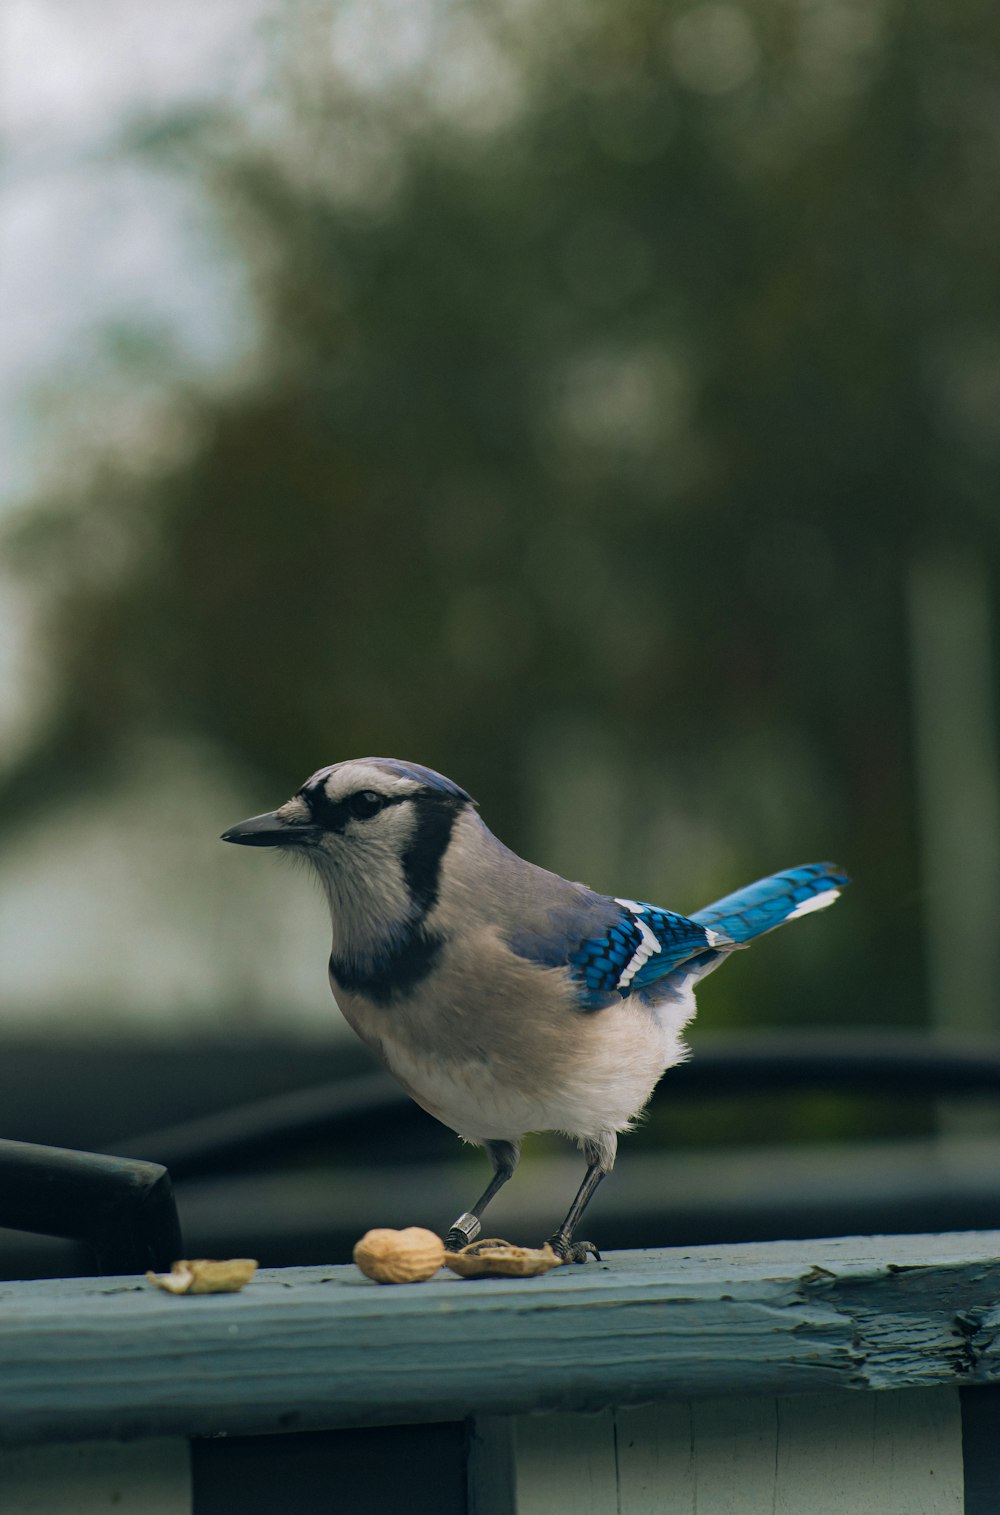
[0,1233,999,1510]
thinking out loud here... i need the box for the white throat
[308,829,422,962]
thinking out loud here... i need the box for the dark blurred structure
[2,0,1000,1271]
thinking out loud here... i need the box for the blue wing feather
[567,904,718,1003]
[507,861,847,1014]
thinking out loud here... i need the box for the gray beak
[220,811,318,847]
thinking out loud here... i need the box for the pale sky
[0,1,340,1033]
[0,0,267,508]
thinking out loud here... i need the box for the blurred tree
[5,0,1000,1042]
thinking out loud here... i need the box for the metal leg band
[447,1212,482,1247]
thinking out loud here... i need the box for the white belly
[330,930,698,1145]
[371,1027,676,1143]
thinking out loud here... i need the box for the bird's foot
[444,1212,482,1251]
[546,1235,601,1264]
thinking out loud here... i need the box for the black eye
[348,790,385,820]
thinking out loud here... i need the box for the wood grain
[485,1391,963,1515]
[0,1234,998,1445]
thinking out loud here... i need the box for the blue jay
[222,758,847,1261]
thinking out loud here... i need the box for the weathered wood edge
[1,1233,999,1445]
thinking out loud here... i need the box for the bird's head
[221,758,475,944]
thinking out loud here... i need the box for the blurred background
[2,0,1000,1275]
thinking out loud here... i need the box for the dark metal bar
[0,1139,182,1274]
[109,1072,404,1180]
[671,1033,1000,1096]
[108,1032,1000,1182]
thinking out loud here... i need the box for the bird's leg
[444,1139,520,1250]
[546,1133,617,1263]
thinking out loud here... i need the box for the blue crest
[358,758,474,804]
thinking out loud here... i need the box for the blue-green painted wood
[481,1392,964,1515]
[0,1439,190,1513]
[1,1234,1000,1445]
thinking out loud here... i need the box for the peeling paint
[0,1237,998,1445]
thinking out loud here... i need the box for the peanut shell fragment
[145,1258,258,1294]
[444,1240,564,1278]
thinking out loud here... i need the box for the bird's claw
[547,1236,601,1264]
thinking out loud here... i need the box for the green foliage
[7,0,1000,1034]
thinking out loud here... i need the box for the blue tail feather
[690,862,848,945]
